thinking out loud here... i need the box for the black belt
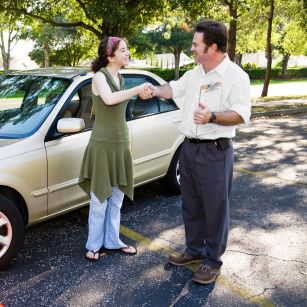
[185,137,217,144]
[185,137,232,150]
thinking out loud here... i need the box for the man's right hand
[139,83,156,100]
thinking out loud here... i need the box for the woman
[79,37,151,261]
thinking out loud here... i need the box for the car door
[124,74,182,185]
[45,81,94,215]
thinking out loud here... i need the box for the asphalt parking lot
[0,114,306,307]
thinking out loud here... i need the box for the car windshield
[0,74,71,139]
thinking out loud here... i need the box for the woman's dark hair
[195,21,228,53]
[91,37,122,73]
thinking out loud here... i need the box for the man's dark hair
[195,21,228,53]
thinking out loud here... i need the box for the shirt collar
[200,53,230,77]
[215,53,230,76]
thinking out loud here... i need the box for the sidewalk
[251,81,307,97]
[250,80,307,117]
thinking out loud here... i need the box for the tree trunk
[261,0,274,97]
[227,0,238,62]
[173,48,181,80]
[281,53,290,79]
[235,53,242,66]
[0,31,10,73]
[66,47,71,66]
[43,42,50,67]
[7,31,11,72]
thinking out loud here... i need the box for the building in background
[242,52,307,68]
[129,53,194,69]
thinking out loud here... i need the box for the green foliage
[274,61,283,68]
[139,67,307,82]
[0,10,28,71]
[244,67,307,79]
[128,30,153,58]
[180,62,195,69]
[28,23,97,67]
[1,0,306,79]
[242,62,258,69]
[140,68,175,81]
[138,68,190,81]
[150,22,193,54]
[148,13,194,79]
[277,21,307,56]
[0,0,168,39]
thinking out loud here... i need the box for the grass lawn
[250,78,307,85]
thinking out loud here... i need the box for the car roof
[8,67,167,83]
[10,67,91,79]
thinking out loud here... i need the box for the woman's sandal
[85,250,100,262]
[102,245,137,255]
[120,245,137,255]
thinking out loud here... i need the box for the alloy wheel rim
[0,212,13,258]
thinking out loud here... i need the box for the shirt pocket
[200,84,222,112]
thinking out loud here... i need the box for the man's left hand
[194,103,212,124]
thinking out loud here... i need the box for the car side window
[127,97,159,119]
[61,83,94,130]
[47,81,94,140]
[124,74,178,121]
[158,97,178,113]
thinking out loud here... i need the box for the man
[142,20,251,284]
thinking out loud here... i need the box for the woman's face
[110,40,130,67]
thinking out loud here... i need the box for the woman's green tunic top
[79,67,133,202]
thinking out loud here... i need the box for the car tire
[162,147,181,195]
[0,195,25,269]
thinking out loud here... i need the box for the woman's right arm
[92,72,149,106]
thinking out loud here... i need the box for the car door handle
[172,117,181,123]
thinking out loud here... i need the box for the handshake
[138,83,156,100]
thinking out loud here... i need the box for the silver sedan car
[0,67,183,268]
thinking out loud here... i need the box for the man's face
[191,32,212,64]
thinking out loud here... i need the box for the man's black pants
[180,138,234,268]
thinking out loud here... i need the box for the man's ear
[211,43,218,51]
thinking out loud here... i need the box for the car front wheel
[0,195,25,269]
[162,147,181,195]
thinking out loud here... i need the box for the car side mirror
[57,118,85,134]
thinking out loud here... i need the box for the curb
[251,106,307,118]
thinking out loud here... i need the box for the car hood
[0,138,23,148]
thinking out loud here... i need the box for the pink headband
[107,37,121,56]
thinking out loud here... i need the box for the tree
[128,9,194,79]
[235,8,267,65]
[175,0,253,61]
[28,24,97,67]
[0,0,168,39]
[274,0,307,78]
[0,12,26,72]
[128,30,154,59]
[261,0,275,97]
[149,16,193,79]
[26,21,55,67]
